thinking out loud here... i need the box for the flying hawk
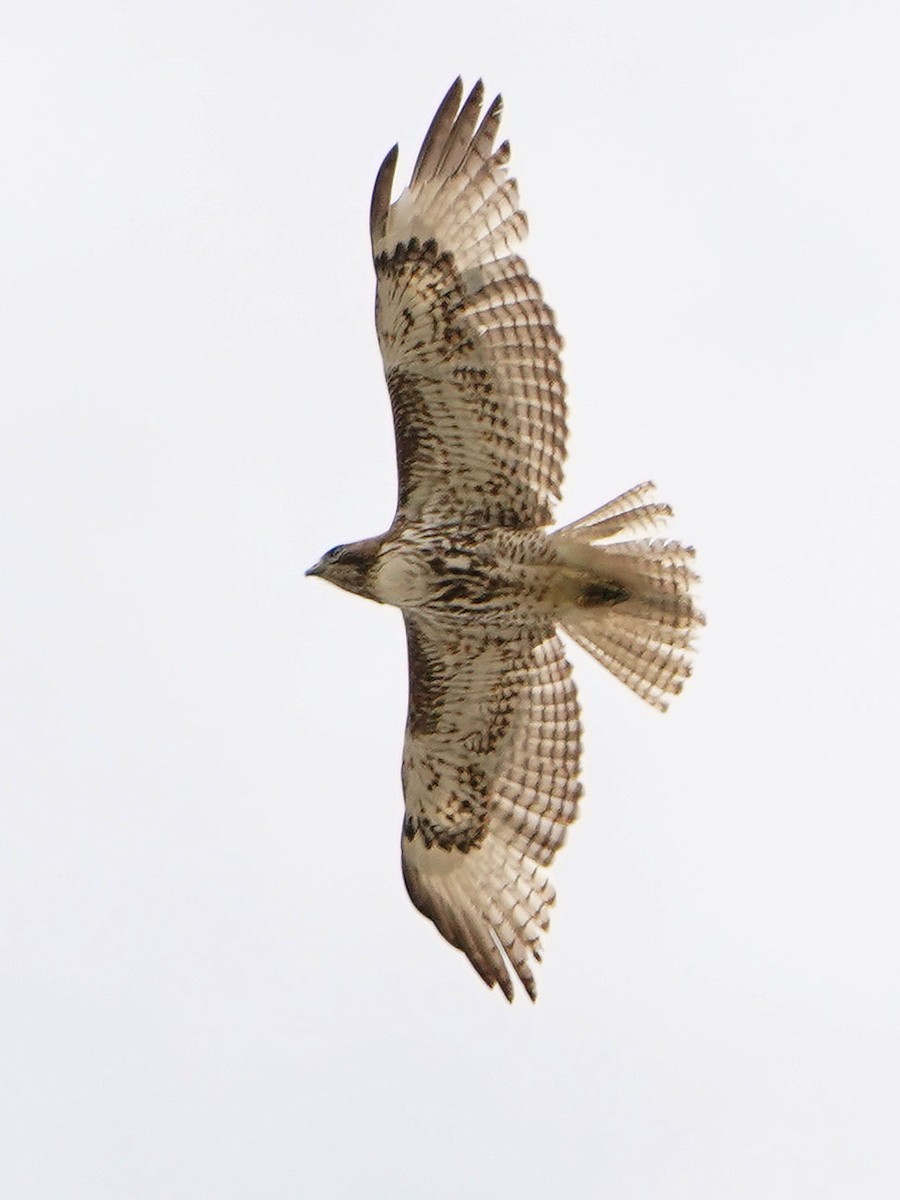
[307,79,703,1000]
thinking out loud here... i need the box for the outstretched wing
[401,614,582,1000]
[371,79,567,530]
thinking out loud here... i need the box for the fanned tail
[553,482,704,711]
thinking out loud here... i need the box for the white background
[3,2,899,1197]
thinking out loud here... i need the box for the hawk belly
[372,531,555,617]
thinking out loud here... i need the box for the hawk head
[306,538,383,601]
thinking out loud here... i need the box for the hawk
[307,79,703,1000]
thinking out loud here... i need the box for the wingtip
[370,142,399,245]
[496,973,515,1004]
[519,967,538,1002]
[438,77,465,121]
[411,78,466,186]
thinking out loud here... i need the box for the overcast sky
[3,2,899,1197]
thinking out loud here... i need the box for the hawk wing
[401,614,582,1000]
[370,79,567,529]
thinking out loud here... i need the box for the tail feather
[553,482,704,711]
[556,481,669,538]
[610,610,697,650]
[565,624,690,710]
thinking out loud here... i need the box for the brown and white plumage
[308,80,704,1000]
[401,616,580,1000]
[371,78,565,528]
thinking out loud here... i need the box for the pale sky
[3,2,899,1197]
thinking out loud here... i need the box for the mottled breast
[372,532,528,615]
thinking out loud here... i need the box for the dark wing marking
[371,79,567,529]
[400,613,582,1000]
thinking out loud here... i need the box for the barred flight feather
[372,79,566,529]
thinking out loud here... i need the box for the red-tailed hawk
[308,79,703,1000]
